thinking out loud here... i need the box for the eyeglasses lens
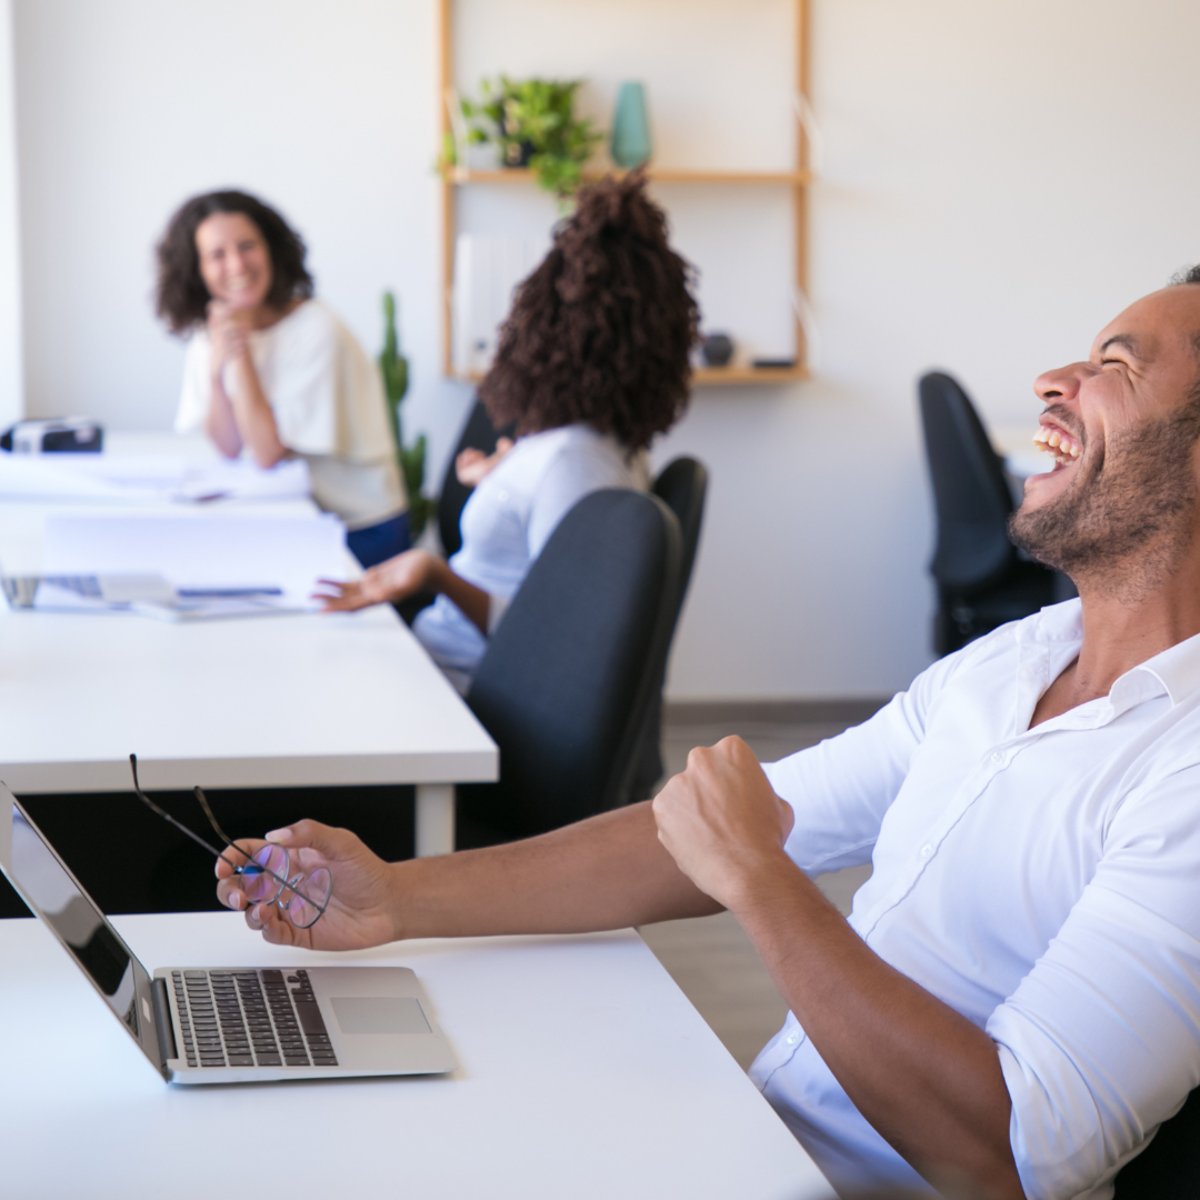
[237,844,331,928]
[239,843,289,905]
[281,866,333,929]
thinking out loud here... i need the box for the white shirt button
[989,750,1005,766]
[786,1032,799,1045]
[919,843,934,859]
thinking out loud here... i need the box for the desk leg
[415,784,455,857]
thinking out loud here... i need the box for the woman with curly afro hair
[155,189,409,568]
[316,170,700,693]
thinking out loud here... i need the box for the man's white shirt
[755,600,1200,1199]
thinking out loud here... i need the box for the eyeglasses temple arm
[128,755,326,917]
[192,786,325,914]
[128,784,227,862]
[191,785,237,849]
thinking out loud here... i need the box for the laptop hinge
[151,975,179,1066]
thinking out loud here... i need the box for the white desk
[0,437,497,856]
[0,912,833,1200]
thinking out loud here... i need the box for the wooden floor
[639,704,875,1068]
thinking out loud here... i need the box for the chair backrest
[917,371,1019,592]
[1113,1086,1200,1197]
[437,398,511,559]
[456,488,681,845]
[622,455,710,800]
[652,456,708,621]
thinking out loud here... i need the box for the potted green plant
[379,291,433,540]
[457,75,603,197]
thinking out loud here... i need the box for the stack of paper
[40,511,349,611]
[0,449,310,505]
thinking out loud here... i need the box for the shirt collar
[1129,629,1200,706]
[1019,599,1200,709]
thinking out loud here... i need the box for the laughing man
[219,274,1200,1200]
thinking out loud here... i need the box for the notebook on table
[0,782,454,1085]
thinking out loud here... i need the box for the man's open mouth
[1032,420,1082,468]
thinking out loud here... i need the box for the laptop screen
[0,791,166,1074]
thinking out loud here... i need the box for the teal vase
[611,82,651,168]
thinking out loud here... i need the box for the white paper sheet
[40,511,351,603]
[0,449,311,504]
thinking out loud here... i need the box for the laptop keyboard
[170,968,339,1069]
[38,575,103,597]
[31,573,103,597]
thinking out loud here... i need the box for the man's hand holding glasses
[214,818,406,951]
[130,753,409,952]
[130,752,331,927]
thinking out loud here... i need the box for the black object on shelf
[751,357,797,370]
[700,332,734,367]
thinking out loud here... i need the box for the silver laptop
[0,570,177,611]
[0,783,455,1084]
[0,570,306,620]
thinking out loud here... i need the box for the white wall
[11,1,1200,701]
[0,0,21,427]
[14,0,442,435]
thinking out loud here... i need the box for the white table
[0,911,833,1200]
[0,436,497,856]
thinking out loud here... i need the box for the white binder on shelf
[452,233,546,378]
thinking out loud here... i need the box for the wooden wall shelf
[448,365,809,388]
[693,366,809,386]
[437,0,811,382]
[445,167,813,187]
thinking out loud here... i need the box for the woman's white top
[175,299,405,529]
[414,423,644,693]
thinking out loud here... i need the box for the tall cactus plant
[379,291,432,539]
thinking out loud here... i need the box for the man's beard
[1009,400,1200,586]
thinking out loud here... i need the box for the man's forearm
[730,861,1024,1200]
[395,801,723,940]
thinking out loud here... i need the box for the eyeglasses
[128,754,331,929]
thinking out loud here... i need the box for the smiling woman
[153,190,410,569]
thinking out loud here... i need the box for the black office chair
[629,456,709,798]
[392,398,511,625]
[437,398,513,559]
[917,371,1061,656]
[1113,1086,1200,1197]
[653,458,708,624]
[455,488,682,848]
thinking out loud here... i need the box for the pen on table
[175,587,285,598]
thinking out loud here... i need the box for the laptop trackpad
[331,996,431,1035]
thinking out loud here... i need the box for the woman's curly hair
[154,190,314,335]
[479,171,700,452]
